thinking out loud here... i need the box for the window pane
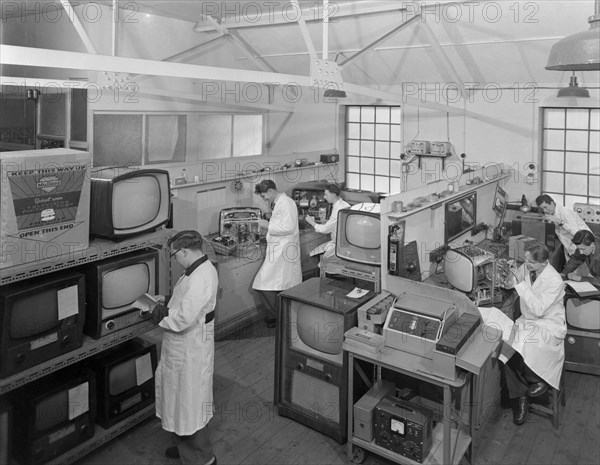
[543,150,564,172]
[376,107,390,123]
[361,141,375,157]
[565,195,589,211]
[198,115,231,159]
[375,141,390,158]
[391,107,401,124]
[565,151,588,174]
[391,142,402,157]
[544,130,564,150]
[390,125,402,142]
[360,158,374,174]
[146,115,186,163]
[591,153,600,174]
[347,123,360,139]
[390,160,402,177]
[544,108,564,128]
[589,176,600,198]
[233,115,262,157]
[566,109,589,129]
[360,175,374,191]
[565,173,588,196]
[591,109,600,130]
[39,96,66,136]
[565,130,588,152]
[347,139,360,156]
[347,156,360,172]
[347,106,361,122]
[93,114,143,166]
[376,124,389,140]
[590,131,600,153]
[543,172,563,192]
[362,107,375,122]
[361,123,375,140]
[375,159,388,174]
[390,177,401,193]
[347,173,360,189]
[375,176,389,192]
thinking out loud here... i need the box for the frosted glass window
[565,174,588,195]
[347,140,360,156]
[146,115,186,163]
[347,123,360,139]
[544,109,564,128]
[233,115,262,157]
[390,160,402,177]
[347,107,361,122]
[590,132,599,153]
[543,172,563,191]
[391,108,401,124]
[361,141,375,157]
[390,177,401,193]
[376,107,390,123]
[544,130,564,150]
[550,193,565,206]
[565,130,588,152]
[391,142,402,157]
[390,125,402,142]
[566,109,589,129]
[361,123,375,140]
[362,107,375,122]
[590,176,600,198]
[591,153,600,173]
[197,115,231,159]
[39,96,66,137]
[376,124,389,140]
[565,195,588,210]
[375,176,389,192]
[360,175,374,191]
[543,150,564,172]
[591,109,600,130]
[347,156,360,172]
[375,159,388,174]
[375,142,390,158]
[360,158,374,174]
[565,151,588,174]
[347,173,360,189]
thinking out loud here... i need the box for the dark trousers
[176,426,213,464]
[503,351,543,399]
[257,289,280,321]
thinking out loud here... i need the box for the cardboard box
[1,148,91,269]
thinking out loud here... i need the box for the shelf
[45,404,155,465]
[1,229,171,285]
[351,423,471,465]
[0,320,155,395]
[386,172,511,221]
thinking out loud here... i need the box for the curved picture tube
[101,263,150,317]
[10,289,59,339]
[112,175,161,230]
[345,214,381,249]
[109,358,138,396]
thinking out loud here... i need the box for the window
[345,105,402,193]
[541,107,600,209]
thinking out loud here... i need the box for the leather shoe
[527,381,548,398]
[165,446,180,459]
[513,396,529,425]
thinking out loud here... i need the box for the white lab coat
[155,258,218,435]
[311,197,350,260]
[253,193,302,291]
[512,263,567,389]
[553,204,591,257]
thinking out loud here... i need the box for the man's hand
[543,214,562,226]
[304,215,316,226]
[151,305,168,325]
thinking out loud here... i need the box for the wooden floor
[76,323,600,465]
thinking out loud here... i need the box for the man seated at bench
[560,229,600,285]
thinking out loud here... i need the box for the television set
[10,365,96,465]
[89,167,171,240]
[91,338,158,428]
[336,203,381,266]
[82,249,159,339]
[492,184,507,217]
[444,192,477,243]
[444,245,494,294]
[0,271,86,378]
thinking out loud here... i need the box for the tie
[530,271,537,284]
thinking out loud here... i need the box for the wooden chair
[529,368,566,429]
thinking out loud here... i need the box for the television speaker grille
[291,370,339,423]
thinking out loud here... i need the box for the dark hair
[325,183,342,196]
[524,241,550,262]
[572,229,595,246]
[535,194,554,206]
[255,179,276,194]
[168,230,204,251]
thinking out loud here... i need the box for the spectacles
[170,248,181,258]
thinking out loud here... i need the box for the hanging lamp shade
[557,75,591,98]
[545,2,600,71]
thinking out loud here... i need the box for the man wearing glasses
[502,241,567,426]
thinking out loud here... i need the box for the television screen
[90,168,171,240]
[336,203,381,265]
[0,271,86,378]
[444,249,477,293]
[444,192,477,243]
[289,300,345,365]
[83,249,159,339]
[109,358,138,396]
[35,389,69,431]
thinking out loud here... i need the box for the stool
[529,370,566,429]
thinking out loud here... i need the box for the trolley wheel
[350,445,366,464]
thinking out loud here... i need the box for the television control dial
[105,320,116,330]
[61,335,71,346]
[16,352,25,364]
[297,363,304,371]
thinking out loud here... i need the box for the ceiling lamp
[557,73,591,98]
[545,0,600,71]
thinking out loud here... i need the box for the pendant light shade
[545,1,600,71]
[557,75,591,98]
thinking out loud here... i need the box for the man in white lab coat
[150,230,218,465]
[253,180,302,328]
[503,241,566,425]
[304,183,350,260]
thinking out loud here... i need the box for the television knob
[112,408,120,415]
[81,424,89,436]
[106,320,115,330]
[296,363,304,371]
[325,374,332,382]
[567,336,576,345]
[15,352,25,364]
[406,262,417,272]
[62,335,71,346]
